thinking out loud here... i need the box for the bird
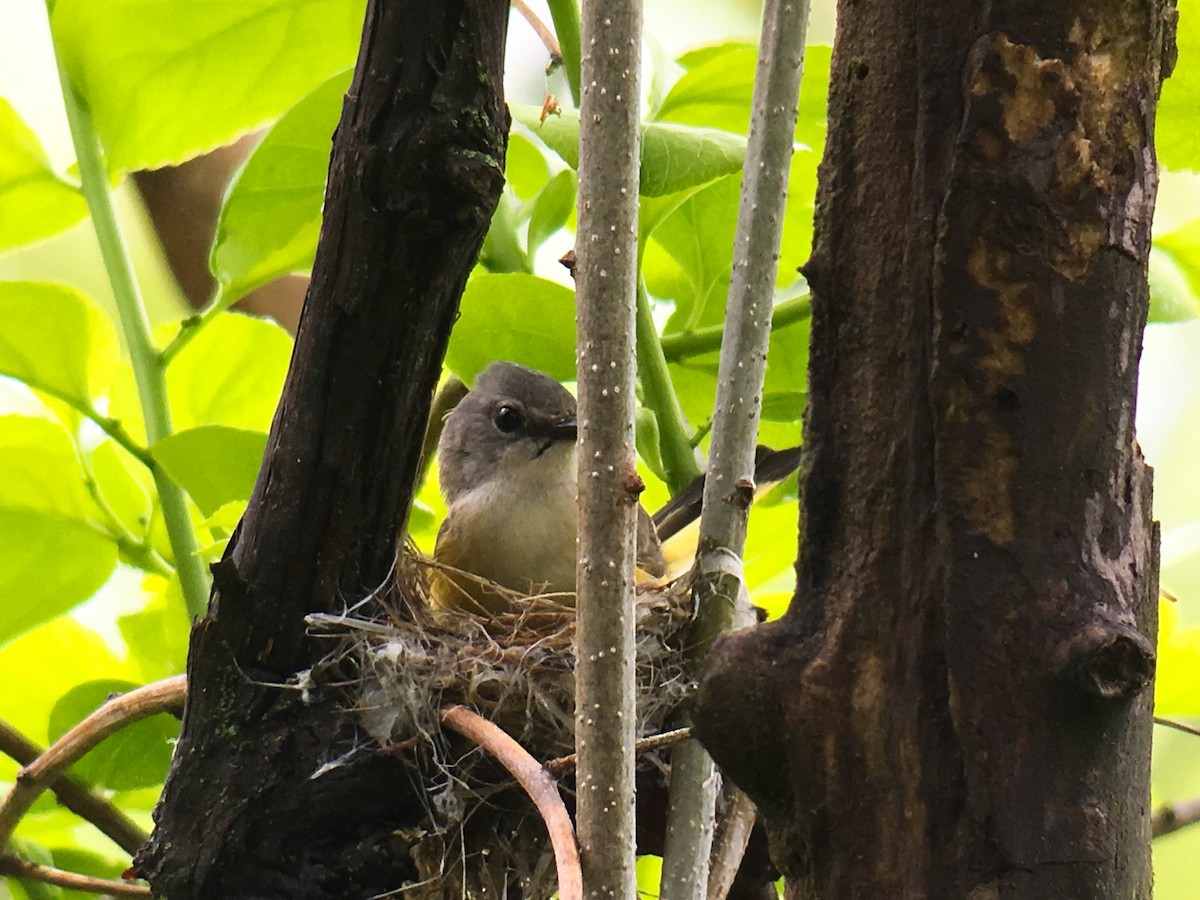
[430,361,665,614]
[429,361,802,616]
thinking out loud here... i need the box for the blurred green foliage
[0,0,1198,897]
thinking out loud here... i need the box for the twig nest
[306,551,695,898]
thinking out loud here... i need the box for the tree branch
[573,0,643,893]
[0,853,150,897]
[0,718,148,856]
[512,0,562,60]
[661,0,810,895]
[439,705,581,900]
[0,676,186,847]
[1153,796,1200,839]
[136,4,512,895]
[707,783,757,900]
[543,725,693,776]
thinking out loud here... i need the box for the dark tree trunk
[695,2,1171,898]
[136,2,510,896]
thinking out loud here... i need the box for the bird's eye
[494,405,523,433]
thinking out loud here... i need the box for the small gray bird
[431,361,665,614]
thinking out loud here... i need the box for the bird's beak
[549,416,578,442]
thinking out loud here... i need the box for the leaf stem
[82,467,173,578]
[636,278,701,494]
[660,292,812,362]
[52,49,210,619]
[34,384,154,467]
[546,0,582,106]
[160,295,223,365]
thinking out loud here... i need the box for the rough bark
[135,2,510,896]
[694,2,1170,898]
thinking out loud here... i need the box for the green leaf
[109,315,290,449]
[52,0,367,172]
[1156,601,1200,718]
[204,501,246,536]
[665,313,808,454]
[119,577,191,681]
[506,132,551,200]
[479,192,532,274]
[195,499,246,562]
[0,634,107,763]
[152,425,267,516]
[89,440,153,539]
[0,618,135,745]
[527,169,577,257]
[1152,215,1200,322]
[1149,246,1200,322]
[657,42,758,134]
[0,281,118,409]
[762,390,807,422]
[1158,7,1200,171]
[211,69,352,304]
[0,98,88,253]
[640,121,745,198]
[169,313,293,433]
[635,406,667,482]
[444,273,576,383]
[743,501,799,596]
[47,679,178,791]
[650,170,811,333]
[653,42,827,268]
[659,43,831,150]
[0,416,96,522]
[652,175,741,330]
[0,509,117,648]
[512,104,746,197]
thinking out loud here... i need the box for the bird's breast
[436,446,579,599]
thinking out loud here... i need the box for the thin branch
[546,0,582,106]
[160,303,219,366]
[0,718,148,856]
[439,705,581,900]
[661,0,811,895]
[0,852,150,897]
[660,293,812,362]
[512,0,562,60]
[707,784,757,900]
[1149,716,1200,838]
[1153,796,1200,839]
[26,383,153,468]
[52,42,210,618]
[80,446,173,577]
[544,726,693,776]
[1154,716,1200,739]
[0,676,187,847]
[574,0,644,894]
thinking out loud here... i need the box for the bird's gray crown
[437,362,577,503]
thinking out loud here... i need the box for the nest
[306,550,697,898]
